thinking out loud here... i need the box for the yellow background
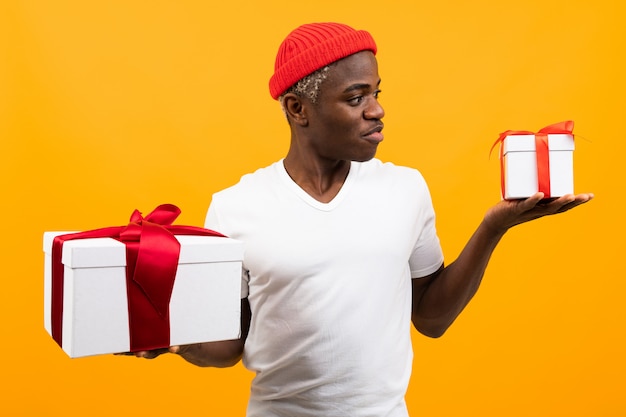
[1,0,624,415]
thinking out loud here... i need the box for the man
[138,23,592,416]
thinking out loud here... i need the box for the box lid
[177,235,243,264]
[44,231,243,268]
[503,133,575,153]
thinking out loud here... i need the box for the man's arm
[411,192,593,338]
[135,297,251,367]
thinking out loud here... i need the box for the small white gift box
[501,133,574,199]
[494,121,576,200]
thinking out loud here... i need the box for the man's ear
[283,93,308,127]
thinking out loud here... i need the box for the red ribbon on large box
[51,204,225,352]
[490,121,574,198]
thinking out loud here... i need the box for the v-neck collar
[277,159,358,211]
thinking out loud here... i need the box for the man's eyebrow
[343,79,382,94]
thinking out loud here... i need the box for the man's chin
[351,153,377,163]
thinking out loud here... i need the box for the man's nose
[364,98,384,120]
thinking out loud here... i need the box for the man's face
[304,51,385,163]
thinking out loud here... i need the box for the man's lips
[363,124,384,142]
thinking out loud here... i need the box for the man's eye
[373,89,381,99]
[348,96,364,105]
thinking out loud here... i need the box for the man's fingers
[116,347,179,359]
[519,192,544,210]
[554,193,594,214]
[128,348,171,359]
[527,193,593,216]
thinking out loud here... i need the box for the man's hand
[483,192,594,235]
[115,346,184,359]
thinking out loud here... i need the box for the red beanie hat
[269,22,377,100]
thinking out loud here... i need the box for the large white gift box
[500,132,575,200]
[44,232,244,358]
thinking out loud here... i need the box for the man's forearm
[413,220,506,337]
[176,339,245,368]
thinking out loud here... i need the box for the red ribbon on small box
[490,121,574,198]
[51,204,225,352]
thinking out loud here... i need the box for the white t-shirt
[205,158,444,417]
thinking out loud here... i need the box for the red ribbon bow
[490,121,574,198]
[51,204,225,352]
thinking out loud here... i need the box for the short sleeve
[409,181,444,278]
